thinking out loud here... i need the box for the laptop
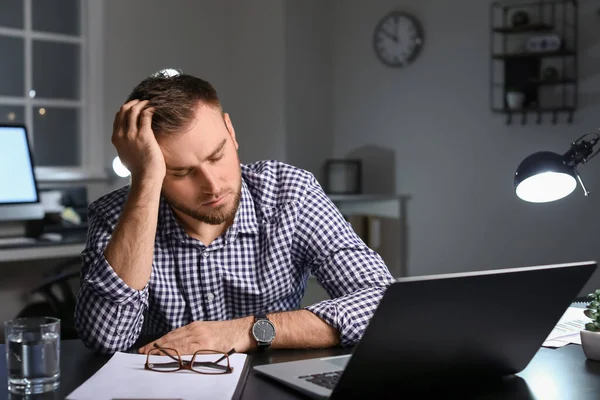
[253,261,597,398]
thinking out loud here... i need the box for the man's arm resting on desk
[138,310,340,354]
[76,209,150,355]
[75,181,157,355]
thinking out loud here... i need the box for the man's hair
[126,71,222,136]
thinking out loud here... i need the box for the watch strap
[255,313,268,321]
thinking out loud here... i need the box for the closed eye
[209,154,224,163]
[172,170,192,178]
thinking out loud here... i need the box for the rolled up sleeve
[295,176,396,346]
[75,206,149,354]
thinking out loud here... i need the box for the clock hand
[380,29,398,43]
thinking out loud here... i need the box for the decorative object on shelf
[526,33,562,53]
[490,0,578,125]
[541,66,560,81]
[581,289,600,361]
[373,11,424,68]
[324,159,362,195]
[505,88,526,110]
[510,10,530,27]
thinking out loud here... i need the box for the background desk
[0,243,83,263]
[0,240,85,343]
[1,340,599,399]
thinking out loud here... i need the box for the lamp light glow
[112,156,130,178]
[514,151,578,203]
[516,171,577,203]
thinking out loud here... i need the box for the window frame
[0,0,105,183]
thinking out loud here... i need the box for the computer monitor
[0,125,44,222]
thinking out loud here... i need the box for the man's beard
[164,182,242,226]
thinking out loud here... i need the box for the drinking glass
[4,317,60,394]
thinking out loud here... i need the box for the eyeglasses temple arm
[213,348,236,365]
[152,343,180,362]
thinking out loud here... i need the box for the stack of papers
[66,351,248,400]
[542,306,589,348]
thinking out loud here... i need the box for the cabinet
[491,0,578,124]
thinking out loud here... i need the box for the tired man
[74,70,396,355]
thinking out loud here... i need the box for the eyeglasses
[145,343,235,375]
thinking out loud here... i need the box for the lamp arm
[584,147,600,163]
[574,167,590,196]
[563,132,600,167]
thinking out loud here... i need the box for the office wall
[284,0,334,183]
[331,0,600,294]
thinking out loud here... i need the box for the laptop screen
[0,125,39,204]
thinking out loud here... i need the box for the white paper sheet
[66,351,247,400]
[542,306,588,348]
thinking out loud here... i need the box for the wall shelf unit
[490,0,578,125]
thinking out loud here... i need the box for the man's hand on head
[138,317,255,355]
[112,99,166,184]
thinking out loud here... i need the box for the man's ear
[223,112,238,150]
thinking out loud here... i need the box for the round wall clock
[373,11,424,68]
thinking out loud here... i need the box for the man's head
[127,70,241,226]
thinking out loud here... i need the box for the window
[0,0,104,182]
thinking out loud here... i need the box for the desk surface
[1,340,600,399]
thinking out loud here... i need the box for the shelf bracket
[552,111,558,125]
[568,111,574,124]
[506,112,512,125]
[521,112,527,125]
[536,111,542,124]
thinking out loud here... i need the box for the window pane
[0,106,25,125]
[0,36,24,96]
[33,40,80,100]
[33,107,80,166]
[0,0,23,29]
[32,0,80,36]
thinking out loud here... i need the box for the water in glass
[5,317,60,394]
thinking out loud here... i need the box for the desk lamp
[514,131,600,203]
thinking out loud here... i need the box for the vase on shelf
[506,90,526,110]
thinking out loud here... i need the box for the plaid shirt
[75,160,396,354]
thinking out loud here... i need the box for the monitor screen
[0,125,39,204]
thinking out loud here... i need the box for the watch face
[252,320,275,342]
[373,11,424,67]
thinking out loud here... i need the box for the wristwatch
[252,313,276,348]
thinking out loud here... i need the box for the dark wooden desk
[1,340,599,399]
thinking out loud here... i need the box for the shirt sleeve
[74,204,149,354]
[295,174,397,346]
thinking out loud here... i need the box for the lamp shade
[514,151,577,203]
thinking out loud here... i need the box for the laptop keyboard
[298,371,342,390]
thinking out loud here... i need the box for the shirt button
[206,293,215,302]
[202,251,210,258]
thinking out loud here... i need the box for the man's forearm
[104,178,162,290]
[239,310,340,351]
